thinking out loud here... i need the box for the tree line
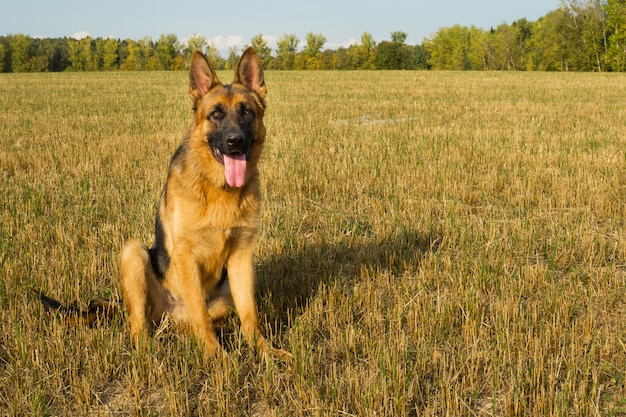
[426,0,626,71]
[0,31,428,72]
[1,0,625,72]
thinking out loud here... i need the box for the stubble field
[1,68,626,416]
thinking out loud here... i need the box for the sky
[2,0,561,54]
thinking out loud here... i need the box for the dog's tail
[35,290,117,326]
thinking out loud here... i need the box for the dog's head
[188,48,266,188]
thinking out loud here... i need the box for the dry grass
[1,69,626,416]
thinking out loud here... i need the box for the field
[1,68,626,416]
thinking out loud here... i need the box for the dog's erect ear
[189,51,220,102]
[234,47,266,99]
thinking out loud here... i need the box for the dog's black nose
[226,133,245,149]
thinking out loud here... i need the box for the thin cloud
[209,35,244,51]
[262,34,279,50]
[326,38,359,50]
[72,31,91,40]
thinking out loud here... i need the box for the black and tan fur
[119,48,289,360]
[37,290,115,327]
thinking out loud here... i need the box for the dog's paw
[271,347,294,364]
[201,341,228,363]
[257,343,294,366]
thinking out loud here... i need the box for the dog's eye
[242,107,253,117]
[210,110,223,119]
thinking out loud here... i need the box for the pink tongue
[223,153,247,188]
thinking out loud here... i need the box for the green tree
[391,31,408,44]
[526,9,573,70]
[503,18,534,70]
[302,32,326,69]
[204,42,224,69]
[10,34,31,72]
[348,32,375,69]
[67,39,82,71]
[146,55,161,70]
[373,41,400,69]
[102,38,120,70]
[515,18,535,52]
[491,23,528,70]
[424,26,452,69]
[171,55,186,70]
[250,34,272,67]
[41,38,69,71]
[156,34,179,70]
[0,43,5,72]
[23,55,48,72]
[465,27,491,69]
[0,37,11,72]
[83,37,98,71]
[330,47,350,69]
[426,24,530,70]
[28,37,55,72]
[185,34,208,59]
[276,33,299,69]
[121,39,143,70]
[373,31,414,69]
[424,25,467,69]
[139,36,160,70]
[225,46,239,70]
[361,32,376,51]
[606,0,626,70]
[348,44,371,69]
[68,37,95,71]
[409,45,430,69]
[561,0,608,71]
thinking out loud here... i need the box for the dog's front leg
[227,249,292,361]
[227,249,264,349]
[170,254,221,358]
[120,239,167,345]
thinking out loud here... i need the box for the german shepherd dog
[119,48,289,360]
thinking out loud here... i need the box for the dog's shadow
[256,229,439,327]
